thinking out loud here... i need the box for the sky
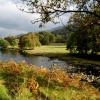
[0,0,70,37]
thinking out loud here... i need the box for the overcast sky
[0,0,70,37]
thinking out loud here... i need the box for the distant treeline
[0,31,66,50]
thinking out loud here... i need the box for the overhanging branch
[48,10,100,19]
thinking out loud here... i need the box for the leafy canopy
[0,38,9,48]
[18,33,41,49]
[16,0,100,25]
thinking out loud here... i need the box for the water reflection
[0,49,100,76]
[0,49,67,67]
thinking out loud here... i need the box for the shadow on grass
[67,53,100,61]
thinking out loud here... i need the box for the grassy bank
[22,44,100,65]
[0,60,100,100]
[23,44,68,56]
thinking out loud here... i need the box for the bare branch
[16,0,100,24]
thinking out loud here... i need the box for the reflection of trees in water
[0,48,9,54]
[10,49,19,55]
[0,48,99,76]
[0,48,19,55]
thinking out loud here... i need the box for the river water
[0,49,67,67]
[0,49,100,76]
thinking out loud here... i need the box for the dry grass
[0,60,100,100]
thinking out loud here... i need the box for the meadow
[23,44,68,55]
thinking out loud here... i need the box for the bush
[0,84,11,100]
[5,36,18,47]
[0,38,9,48]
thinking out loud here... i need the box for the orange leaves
[27,77,39,94]
[0,61,3,69]
[36,67,48,76]
[45,67,68,83]
[69,74,82,87]
[44,67,82,88]
[2,60,22,75]
[0,60,99,99]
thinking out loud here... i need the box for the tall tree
[18,33,41,49]
[67,12,100,54]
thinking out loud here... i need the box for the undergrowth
[0,60,99,100]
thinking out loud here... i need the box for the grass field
[24,44,68,55]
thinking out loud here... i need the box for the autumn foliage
[0,60,100,100]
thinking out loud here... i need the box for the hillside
[51,26,68,36]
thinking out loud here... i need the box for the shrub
[0,60,99,100]
[5,36,18,47]
[0,84,11,100]
[0,38,9,48]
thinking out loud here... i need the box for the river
[0,49,67,67]
[0,49,100,76]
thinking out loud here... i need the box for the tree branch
[49,10,100,19]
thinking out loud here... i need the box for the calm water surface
[0,49,100,75]
[0,49,67,67]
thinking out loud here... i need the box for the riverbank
[21,45,100,66]
[0,60,100,100]
[1,44,100,66]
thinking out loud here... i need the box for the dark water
[0,49,67,67]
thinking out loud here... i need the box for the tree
[16,0,100,54]
[17,0,100,25]
[66,12,100,54]
[18,33,41,49]
[49,33,56,43]
[0,38,9,48]
[5,36,18,47]
[37,31,55,45]
[67,32,77,53]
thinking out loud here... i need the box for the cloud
[0,0,70,36]
[0,0,37,34]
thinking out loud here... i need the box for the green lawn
[24,44,68,55]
